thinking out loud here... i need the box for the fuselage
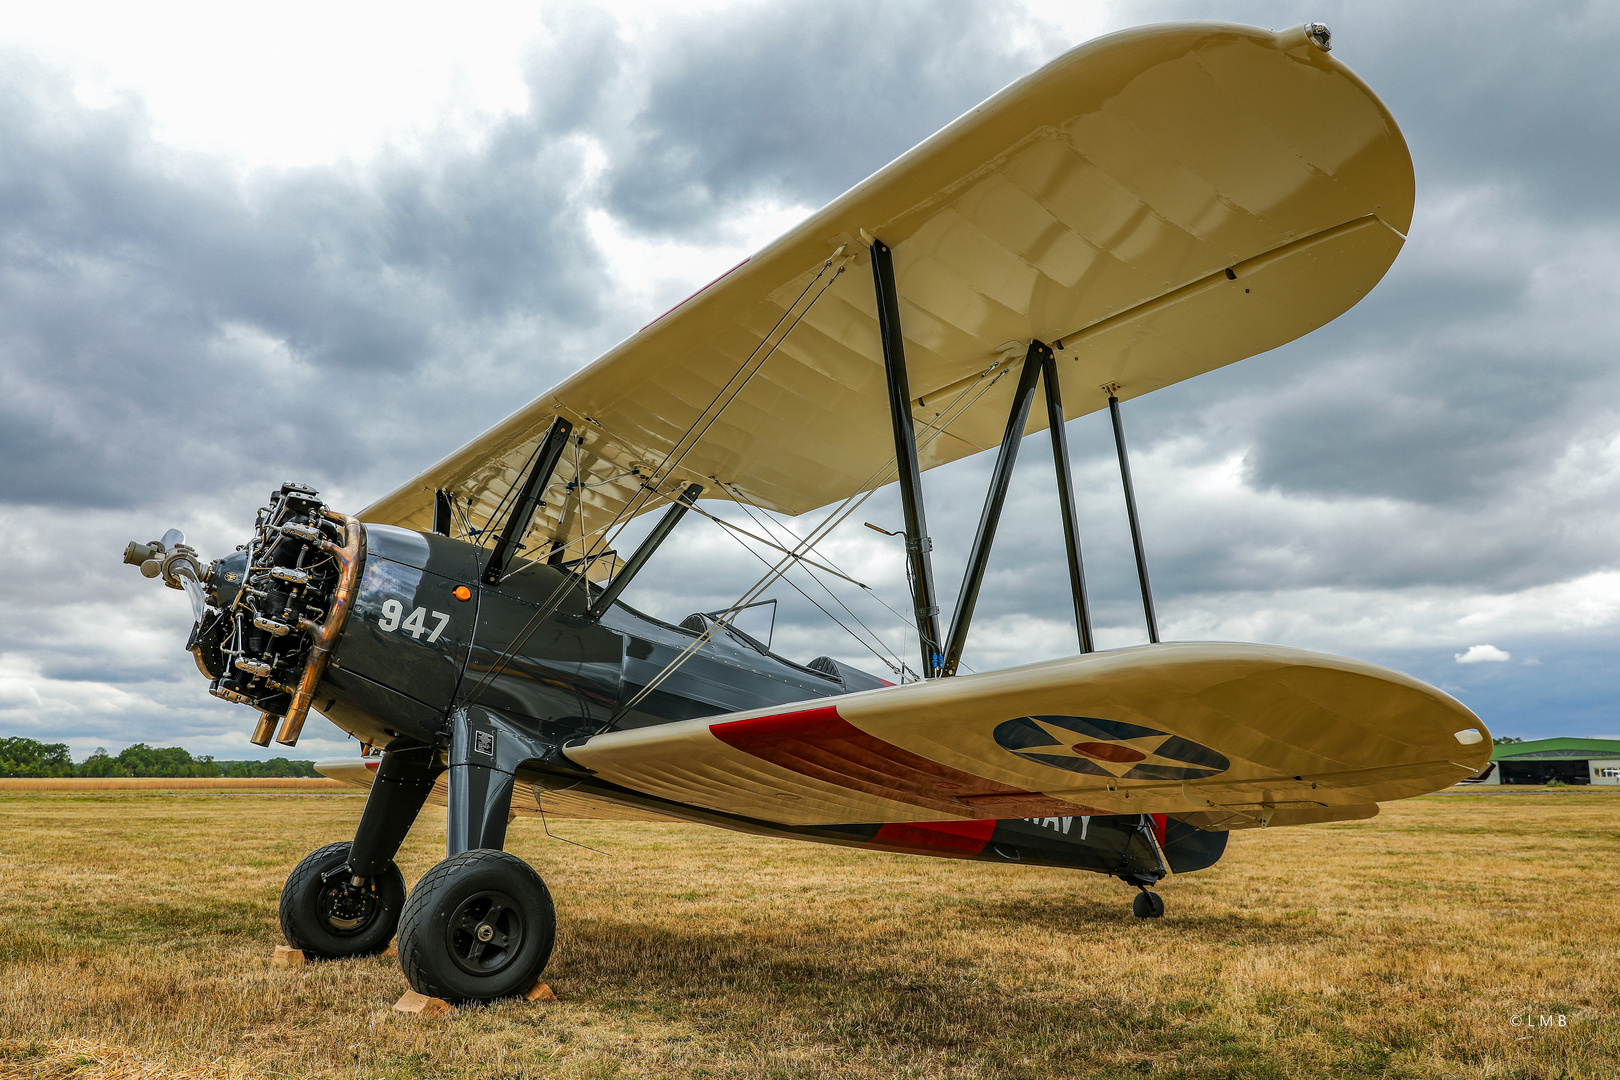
[202,522,1224,879]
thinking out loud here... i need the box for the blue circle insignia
[992,715,1229,781]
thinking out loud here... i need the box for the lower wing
[563,643,1489,831]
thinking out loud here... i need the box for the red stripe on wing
[709,704,1103,819]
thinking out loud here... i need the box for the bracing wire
[644,255,848,488]
[681,500,868,589]
[601,354,1016,722]
[716,496,903,674]
[703,507,906,676]
[715,482,906,675]
[474,440,545,549]
[459,254,849,709]
[462,257,1018,719]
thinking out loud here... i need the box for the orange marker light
[453,586,472,602]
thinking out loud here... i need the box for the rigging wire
[452,494,477,541]
[643,255,847,489]
[716,496,903,674]
[718,480,974,677]
[703,505,905,676]
[601,354,1015,722]
[458,254,848,708]
[715,481,905,675]
[536,800,611,856]
[470,439,545,548]
[461,257,1019,719]
[680,499,868,589]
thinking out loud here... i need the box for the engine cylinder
[193,482,356,744]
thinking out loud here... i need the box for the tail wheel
[1132,889,1166,919]
[397,849,555,1004]
[279,841,405,958]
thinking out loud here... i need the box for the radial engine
[124,482,363,747]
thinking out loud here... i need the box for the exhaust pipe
[274,512,364,747]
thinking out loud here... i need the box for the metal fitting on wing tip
[1304,23,1331,52]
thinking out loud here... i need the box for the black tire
[279,841,406,958]
[1132,890,1166,919]
[397,849,556,1005]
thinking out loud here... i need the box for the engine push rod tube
[870,238,944,679]
[1043,351,1094,653]
[483,416,575,585]
[586,483,705,619]
[1109,392,1159,644]
[941,341,1047,677]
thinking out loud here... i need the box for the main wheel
[1132,889,1165,919]
[279,841,406,958]
[397,849,556,1004]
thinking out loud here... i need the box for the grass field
[0,779,344,793]
[0,789,1615,1079]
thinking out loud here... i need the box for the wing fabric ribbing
[561,643,1486,831]
[361,23,1414,573]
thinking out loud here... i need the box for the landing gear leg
[279,740,441,958]
[396,706,558,1003]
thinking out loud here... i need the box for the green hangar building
[1467,738,1620,786]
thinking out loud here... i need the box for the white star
[1015,719,1187,778]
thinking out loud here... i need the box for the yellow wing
[362,22,1413,572]
[561,644,1488,831]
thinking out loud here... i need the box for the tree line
[0,736,319,778]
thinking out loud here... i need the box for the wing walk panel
[361,23,1414,563]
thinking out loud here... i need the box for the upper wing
[562,643,1489,830]
[361,22,1414,569]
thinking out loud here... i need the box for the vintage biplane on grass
[127,22,1490,1004]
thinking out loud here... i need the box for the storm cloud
[1,0,1617,760]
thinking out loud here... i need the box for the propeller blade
[178,575,208,623]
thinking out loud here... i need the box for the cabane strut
[433,490,455,537]
[483,416,574,584]
[586,483,705,619]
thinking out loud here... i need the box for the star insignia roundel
[992,715,1229,781]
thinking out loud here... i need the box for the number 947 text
[378,599,450,642]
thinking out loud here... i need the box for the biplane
[126,22,1490,1004]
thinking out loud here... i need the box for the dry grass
[0,779,345,793]
[0,789,1615,1079]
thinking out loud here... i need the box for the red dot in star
[1072,741,1146,764]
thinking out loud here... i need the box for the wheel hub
[317,876,379,934]
[447,889,525,976]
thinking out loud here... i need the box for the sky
[1,0,1616,762]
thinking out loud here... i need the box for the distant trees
[0,736,318,778]
[1492,736,1525,745]
[216,757,320,778]
[0,737,76,777]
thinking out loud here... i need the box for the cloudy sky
[1,0,1616,762]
